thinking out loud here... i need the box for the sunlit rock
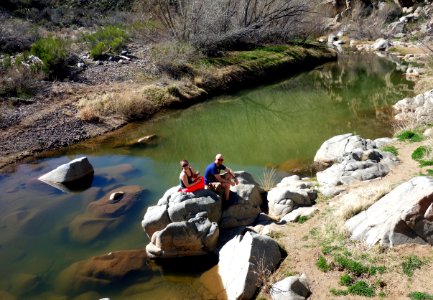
[38,157,94,183]
[346,176,433,247]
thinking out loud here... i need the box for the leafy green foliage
[396,130,423,142]
[84,26,128,59]
[402,255,423,277]
[334,255,369,276]
[381,145,398,156]
[30,37,68,73]
[316,255,332,272]
[408,291,433,300]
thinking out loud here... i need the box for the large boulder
[268,175,317,219]
[313,133,376,167]
[219,171,264,229]
[146,215,219,258]
[314,134,398,196]
[142,188,221,238]
[270,274,311,300]
[56,250,155,294]
[142,188,222,258]
[345,176,433,247]
[38,157,94,183]
[393,89,433,125]
[201,231,282,300]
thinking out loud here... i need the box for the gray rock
[38,157,94,183]
[270,274,311,300]
[217,231,282,300]
[146,216,219,258]
[219,180,263,228]
[281,207,318,223]
[372,38,391,51]
[141,205,170,239]
[346,176,433,247]
[394,89,433,125]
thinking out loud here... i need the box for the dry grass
[333,185,392,222]
[392,114,422,135]
[76,84,177,121]
[258,167,279,192]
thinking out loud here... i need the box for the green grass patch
[334,255,369,276]
[381,145,398,156]
[316,255,332,272]
[339,274,354,286]
[347,280,375,297]
[84,25,129,59]
[408,291,433,300]
[402,255,423,277]
[396,130,423,142]
[419,160,433,167]
[412,146,428,160]
[330,288,348,296]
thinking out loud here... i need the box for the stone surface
[394,89,433,125]
[38,157,94,183]
[270,274,311,300]
[146,216,219,258]
[268,176,317,219]
[281,207,319,223]
[216,231,282,300]
[346,176,433,247]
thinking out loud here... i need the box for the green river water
[0,53,413,299]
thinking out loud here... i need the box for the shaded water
[0,54,413,299]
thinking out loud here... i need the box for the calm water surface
[0,54,413,299]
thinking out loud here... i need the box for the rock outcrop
[314,133,398,196]
[267,175,317,219]
[346,176,433,247]
[201,230,282,300]
[393,89,433,125]
[142,188,221,258]
[219,171,263,229]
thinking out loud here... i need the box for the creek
[0,53,413,299]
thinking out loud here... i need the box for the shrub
[258,167,278,192]
[0,64,43,98]
[30,36,69,74]
[402,255,423,277]
[84,25,128,59]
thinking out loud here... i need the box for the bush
[30,36,69,74]
[84,25,128,59]
[412,146,428,161]
[0,63,43,98]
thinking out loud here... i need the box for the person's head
[180,160,189,169]
[215,154,224,166]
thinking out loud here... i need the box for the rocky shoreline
[0,46,336,172]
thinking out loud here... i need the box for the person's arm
[226,167,239,184]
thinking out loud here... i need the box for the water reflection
[0,53,413,299]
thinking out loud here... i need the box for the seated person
[179,160,205,192]
[204,153,238,201]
